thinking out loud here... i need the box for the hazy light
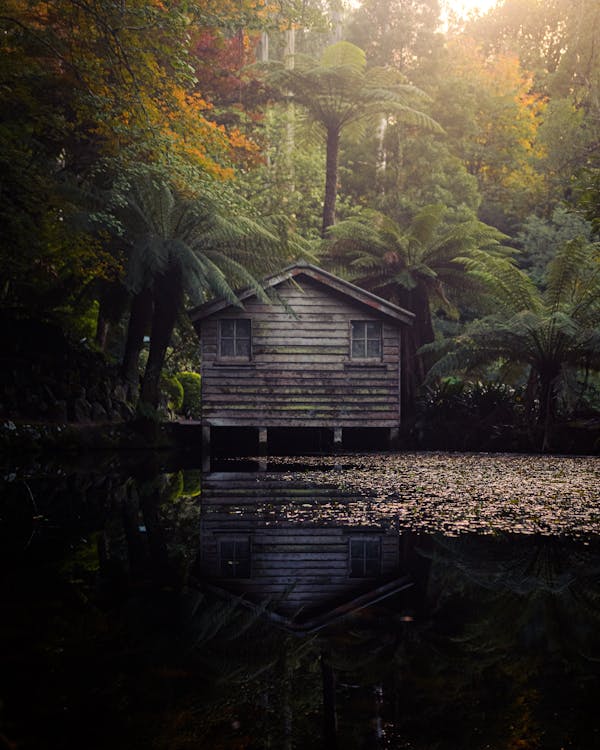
[442,0,499,20]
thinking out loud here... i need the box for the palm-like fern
[263,41,442,235]
[324,204,513,399]
[117,172,308,408]
[425,238,600,449]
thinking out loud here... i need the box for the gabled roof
[188,261,414,325]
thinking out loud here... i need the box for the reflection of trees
[397,534,600,749]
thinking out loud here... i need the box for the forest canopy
[1,0,599,445]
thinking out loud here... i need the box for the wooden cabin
[189,261,414,451]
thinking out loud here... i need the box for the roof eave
[188,262,415,326]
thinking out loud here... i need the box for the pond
[2,451,600,749]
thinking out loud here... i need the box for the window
[351,320,382,359]
[219,318,251,359]
[219,538,251,578]
[349,538,381,578]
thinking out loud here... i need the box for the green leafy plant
[176,371,202,418]
[161,375,184,413]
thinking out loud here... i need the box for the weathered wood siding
[197,524,400,617]
[198,277,402,428]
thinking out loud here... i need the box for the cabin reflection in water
[194,472,412,632]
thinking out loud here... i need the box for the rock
[73,397,92,422]
[118,401,135,420]
[113,383,127,402]
[91,401,108,421]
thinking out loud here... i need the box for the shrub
[176,371,202,418]
[161,375,184,412]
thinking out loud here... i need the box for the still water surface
[2,452,600,749]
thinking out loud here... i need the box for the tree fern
[114,169,307,408]
[261,41,441,234]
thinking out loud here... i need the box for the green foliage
[239,105,327,240]
[415,376,523,449]
[325,203,512,344]
[182,470,202,498]
[424,238,600,448]
[347,0,443,73]
[342,127,481,222]
[516,207,593,285]
[161,376,184,413]
[176,372,202,419]
[115,167,311,408]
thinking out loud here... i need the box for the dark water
[2,453,600,749]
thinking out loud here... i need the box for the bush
[160,375,184,412]
[176,371,201,418]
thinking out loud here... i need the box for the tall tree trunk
[95,282,129,352]
[375,116,388,195]
[140,264,183,409]
[398,285,435,412]
[121,287,153,400]
[259,31,269,62]
[284,27,296,196]
[330,9,343,42]
[539,370,558,452]
[322,126,340,236]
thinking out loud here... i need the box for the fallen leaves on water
[213,453,600,538]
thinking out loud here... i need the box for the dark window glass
[349,538,381,578]
[219,319,251,359]
[219,539,251,578]
[351,321,382,359]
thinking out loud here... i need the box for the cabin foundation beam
[258,427,268,456]
[333,427,343,450]
[202,425,211,472]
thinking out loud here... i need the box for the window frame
[350,319,383,361]
[348,536,382,578]
[218,536,252,579]
[217,318,252,361]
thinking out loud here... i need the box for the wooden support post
[202,425,211,472]
[389,427,399,449]
[333,427,343,450]
[258,427,268,456]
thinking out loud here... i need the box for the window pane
[236,319,251,339]
[220,320,235,337]
[220,338,235,357]
[350,539,381,578]
[352,320,382,359]
[367,339,381,358]
[366,322,380,338]
[351,320,365,339]
[352,339,366,358]
[220,539,250,578]
[236,338,250,357]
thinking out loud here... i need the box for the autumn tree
[0,0,263,333]
[469,0,600,211]
[431,38,546,232]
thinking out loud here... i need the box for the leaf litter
[221,452,600,538]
